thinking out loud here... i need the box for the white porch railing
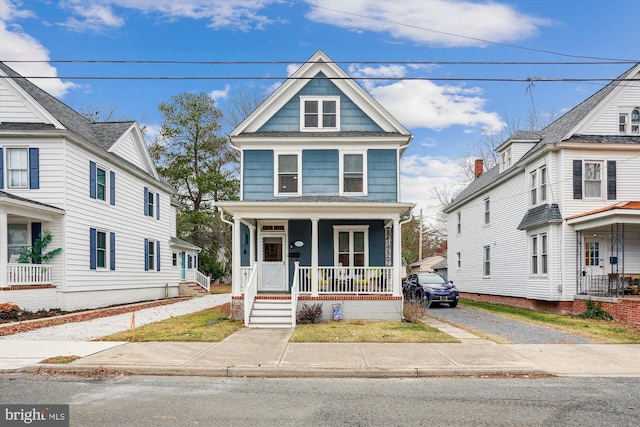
[8,263,53,285]
[183,269,211,292]
[243,266,258,326]
[291,262,299,327]
[297,266,393,295]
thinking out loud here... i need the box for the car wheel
[420,293,431,308]
[449,301,458,308]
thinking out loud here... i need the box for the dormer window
[300,96,339,131]
[620,109,640,134]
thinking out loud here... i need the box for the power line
[308,3,637,62]
[1,60,637,65]
[3,76,639,83]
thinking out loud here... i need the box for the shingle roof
[0,190,65,213]
[445,62,640,210]
[517,203,563,230]
[0,62,133,152]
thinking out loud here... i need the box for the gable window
[301,97,339,131]
[341,152,366,195]
[276,153,300,195]
[584,162,602,198]
[506,148,512,168]
[619,114,627,133]
[484,198,490,225]
[632,109,640,134]
[501,152,506,171]
[483,246,490,277]
[7,148,28,189]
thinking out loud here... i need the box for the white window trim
[147,238,156,272]
[530,232,549,276]
[299,96,340,132]
[619,108,640,134]
[96,229,109,270]
[530,170,538,206]
[333,225,369,268]
[483,245,490,278]
[95,164,109,203]
[456,251,461,269]
[583,160,603,199]
[6,147,29,189]
[339,150,367,196]
[540,167,547,202]
[484,197,490,225]
[274,151,302,197]
[456,212,461,235]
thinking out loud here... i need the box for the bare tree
[220,86,266,134]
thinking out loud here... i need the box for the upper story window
[584,161,602,198]
[276,153,300,195]
[530,170,538,205]
[506,148,512,168]
[540,167,547,202]
[300,96,339,131]
[7,148,28,189]
[144,187,160,219]
[619,109,640,134]
[90,161,115,205]
[147,190,155,216]
[340,152,366,195]
[484,197,490,225]
[456,212,461,234]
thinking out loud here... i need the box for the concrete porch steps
[179,282,209,297]
[248,299,293,328]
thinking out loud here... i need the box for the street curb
[22,363,553,378]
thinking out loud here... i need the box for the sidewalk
[2,317,639,378]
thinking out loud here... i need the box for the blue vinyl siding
[302,150,339,195]
[259,72,382,132]
[316,220,386,266]
[367,149,397,201]
[243,150,274,200]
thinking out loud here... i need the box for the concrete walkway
[2,318,639,378]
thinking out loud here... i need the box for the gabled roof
[409,255,444,269]
[230,50,411,138]
[446,62,640,211]
[0,62,160,181]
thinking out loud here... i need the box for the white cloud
[370,79,505,132]
[400,154,467,225]
[210,84,230,100]
[55,0,281,32]
[348,64,406,79]
[305,0,551,47]
[0,1,77,97]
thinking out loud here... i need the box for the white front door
[584,238,607,275]
[260,235,287,291]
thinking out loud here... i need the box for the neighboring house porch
[567,201,640,298]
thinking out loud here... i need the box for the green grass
[460,299,640,344]
[290,319,459,343]
[98,304,242,342]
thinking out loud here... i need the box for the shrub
[576,299,613,320]
[297,303,323,324]
[403,301,427,323]
[0,302,21,321]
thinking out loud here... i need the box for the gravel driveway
[427,305,591,344]
[0,294,230,341]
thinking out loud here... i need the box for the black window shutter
[572,160,582,199]
[607,160,616,200]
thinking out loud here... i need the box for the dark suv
[402,272,459,308]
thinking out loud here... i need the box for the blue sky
[1,0,639,224]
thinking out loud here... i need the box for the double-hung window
[341,152,366,195]
[144,238,161,271]
[540,167,547,202]
[484,198,490,225]
[300,97,339,131]
[483,246,491,277]
[96,167,107,201]
[632,109,640,134]
[531,233,549,275]
[275,153,300,195]
[530,170,538,205]
[584,162,602,198]
[531,236,538,274]
[96,231,107,268]
[456,212,461,234]
[620,109,640,134]
[144,187,160,219]
[90,228,115,270]
[7,148,28,189]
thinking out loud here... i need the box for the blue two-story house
[217,51,414,327]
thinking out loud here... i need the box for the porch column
[392,218,402,296]
[0,211,6,287]
[232,217,242,295]
[311,218,319,296]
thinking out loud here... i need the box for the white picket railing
[243,266,258,326]
[8,263,52,285]
[183,269,210,292]
[297,266,393,295]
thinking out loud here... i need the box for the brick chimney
[474,159,484,178]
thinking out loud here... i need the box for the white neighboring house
[0,61,207,311]
[444,62,640,321]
